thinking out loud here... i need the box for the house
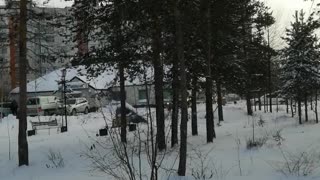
[10,67,115,108]
[10,66,173,107]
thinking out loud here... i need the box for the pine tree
[18,0,29,166]
[201,0,215,143]
[280,10,320,124]
[175,0,188,175]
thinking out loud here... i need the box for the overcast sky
[262,0,316,48]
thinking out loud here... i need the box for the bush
[190,149,230,180]
[257,116,265,127]
[272,129,284,145]
[46,149,65,168]
[272,148,320,177]
[246,136,268,149]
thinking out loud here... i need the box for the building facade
[0,1,75,98]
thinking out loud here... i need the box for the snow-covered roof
[11,66,116,93]
[10,66,157,94]
[0,0,74,8]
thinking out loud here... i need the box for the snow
[1,101,320,179]
[10,66,155,94]
[11,67,81,93]
[0,0,74,8]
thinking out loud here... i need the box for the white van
[27,96,61,116]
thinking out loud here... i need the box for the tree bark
[246,92,253,116]
[291,98,294,118]
[191,75,198,136]
[119,64,127,143]
[254,96,256,111]
[152,14,166,151]
[217,80,224,123]
[18,0,29,166]
[305,94,308,122]
[276,97,279,112]
[316,90,318,123]
[264,93,267,113]
[171,54,179,147]
[311,95,313,110]
[298,96,302,124]
[203,0,215,142]
[267,29,272,113]
[176,3,187,176]
[258,92,261,111]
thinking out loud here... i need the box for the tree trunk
[286,99,289,114]
[18,0,29,166]
[305,94,308,122]
[176,4,187,176]
[119,64,127,143]
[311,95,313,110]
[258,92,261,111]
[9,16,17,90]
[276,97,279,112]
[254,96,256,111]
[316,90,318,123]
[298,96,302,124]
[216,80,224,123]
[291,98,294,117]
[171,53,179,147]
[246,92,253,116]
[264,93,267,113]
[152,15,166,151]
[267,29,272,113]
[191,75,198,136]
[204,0,215,143]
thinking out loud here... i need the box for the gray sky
[264,0,316,48]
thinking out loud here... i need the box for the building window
[138,89,147,100]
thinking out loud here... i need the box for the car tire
[72,109,77,116]
[84,107,89,114]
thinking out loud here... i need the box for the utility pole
[18,0,29,166]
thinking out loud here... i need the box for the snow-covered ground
[1,101,320,180]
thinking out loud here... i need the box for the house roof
[10,65,158,94]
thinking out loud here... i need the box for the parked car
[66,97,89,115]
[27,96,61,116]
[253,94,285,105]
[0,102,11,117]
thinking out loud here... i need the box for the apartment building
[0,0,75,97]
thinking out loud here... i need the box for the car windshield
[66,99,76,105]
